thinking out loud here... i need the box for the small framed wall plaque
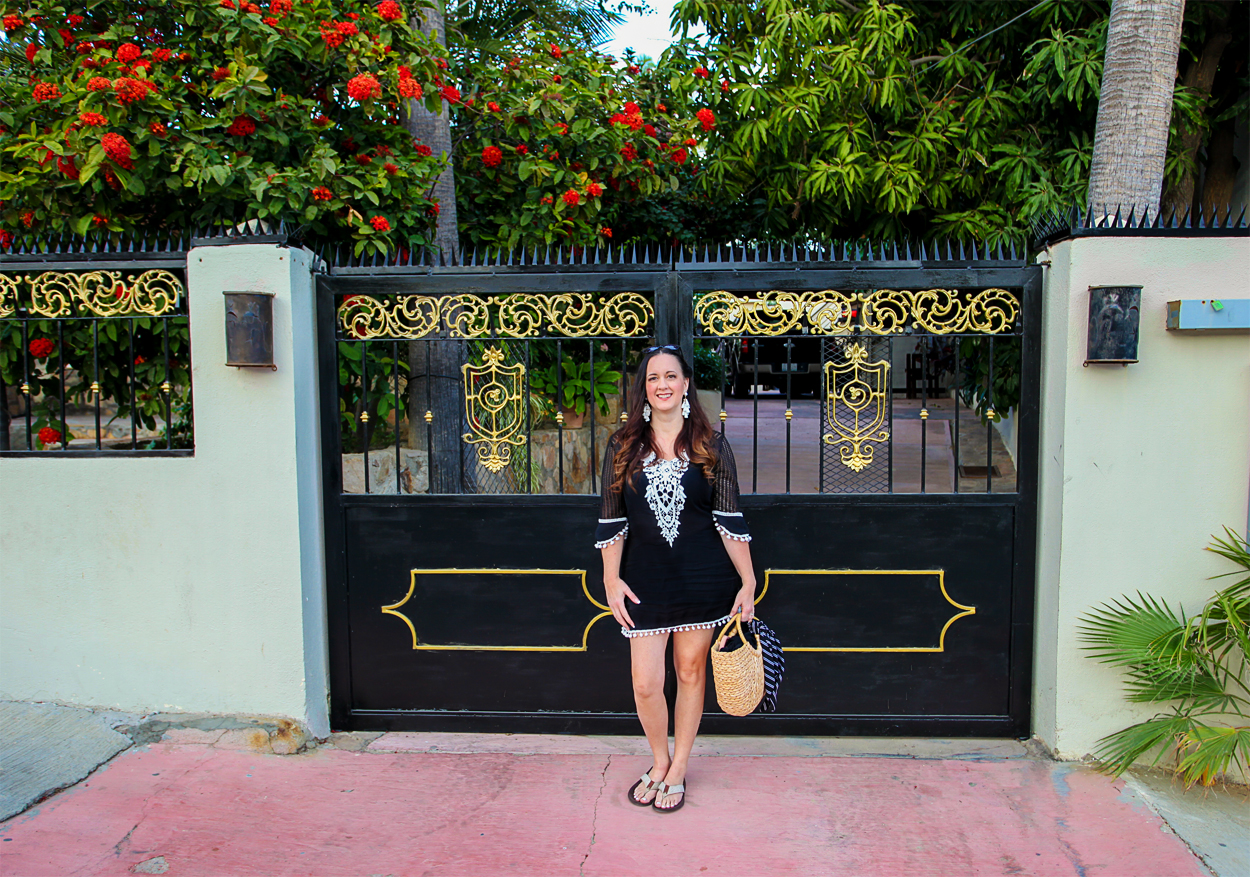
[224,291,276,369]
[1085,286,1141,365]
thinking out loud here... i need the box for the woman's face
[644,352,689,414]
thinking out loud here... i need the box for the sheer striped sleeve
[711,433,751,542]
[595,436,628,549]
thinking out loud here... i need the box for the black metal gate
[318,243,1041,735]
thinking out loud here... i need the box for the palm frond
[1091,711,1197,777]
[1077,592,1188,668]
[1175,724,1250,787]
[1119,663,1228,704]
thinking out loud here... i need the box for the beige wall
[1034,235,1250,761]
[0,245,328,734]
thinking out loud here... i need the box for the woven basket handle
[713,612,757,654]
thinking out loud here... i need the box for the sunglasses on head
[644,344,683,355]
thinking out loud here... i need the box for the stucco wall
[0,244,328,735]
[1033,235,1249,762]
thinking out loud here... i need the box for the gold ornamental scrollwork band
[695,288,1019,336]
[0,270,184,318]
[461,346,527,473]
[338,291,654,339]
[823,342,890,472]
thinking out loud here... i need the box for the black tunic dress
[595,432,752,637]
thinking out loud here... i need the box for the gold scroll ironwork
[695,288,1018,336]
[461,346,527,473]
[823,342,890,472]
[339,291,653,339]
[0,270,183,318]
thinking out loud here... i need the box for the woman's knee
[673,657,706,687]
[632,672,665,700]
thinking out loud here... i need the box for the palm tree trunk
[1087,0,1186,218]
[1162,29,1233,218]
[404,0,469,492]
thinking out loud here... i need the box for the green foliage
[337,339,408,451]
[1078,528,1250,786]
[0,0,453,256]
[663,0,1116,244]
[957,336,1020,423]
[0,317,192,447]
[452,32,705,250]
[692,341,724,391]
[530,354,620,417]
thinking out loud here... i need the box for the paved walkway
[3,713,1246,877]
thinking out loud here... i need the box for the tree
[1087,0,1186,217]
[0,0,452,255]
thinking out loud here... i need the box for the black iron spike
[1125,205,1137,228]
[1235,205,1247,229]
[1197,203,1207,228]
[958,239,967,261]
[1182,207,1192,229]
[971,240,980,261]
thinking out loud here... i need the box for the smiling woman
[596,345,756,813]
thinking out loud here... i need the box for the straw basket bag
[709,613,765,716]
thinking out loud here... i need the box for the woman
[595,345,756,813]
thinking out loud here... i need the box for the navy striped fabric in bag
[748,618,785,713]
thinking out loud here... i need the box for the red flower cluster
[515,144,528,155]
[270,0,292,14]
[383,162,398,175]
[693,66,709,79]
[93,214,108,226]
[314,114,331,126]
[586,181,602,197]
[619,143,637,161]
[79,111,108,126]
[644,124,657,138]
[152,48,172,61]
[32,82,61,102]
[481,145,502,167]
[115,77,156,104]
[657,103,667,113]
[263,17,278,26]
[355,153,372,165]
[414,143,432,157]
[556,122,569,135]
[319,22,344,47]
[487,101,500,112]
[66,13,84,26]
[549,43,562,59]
[311,186,332,201]
[226,116,256,136]
[101,132,133,168]
[628,64,639,75]
[149,121,168,137]
[369,216,390,231]
[220,0,234,7]
[696,108,715,131]
[398,77,421,98]
[20,211,35,227]
[57,155,79,178]
[29,338,55,358]
[440,85,461,104]
[427,202,440,216]
[376,0,402,21]
[721,80,730,93]
[671,148,688,165]
[346,73,381,101]
[212,66,230,80]
[336,20,358,35]
[116,42,141,62]
[3,14,24,30]
[37,427,62,447]
[25,43,37,63]
[562,189,579,207]
[0,230,13,249]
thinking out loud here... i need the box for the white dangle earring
[681,392,691,419]
[643,402,652,423]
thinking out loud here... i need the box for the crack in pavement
[579,754,612,877]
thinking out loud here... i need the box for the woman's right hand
[604,576,640,628]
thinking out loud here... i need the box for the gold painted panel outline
[381,568,613,651]
[755,569,976,652]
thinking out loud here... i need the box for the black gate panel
[319,250,1041,736]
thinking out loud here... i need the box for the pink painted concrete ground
[0,735,1208,877]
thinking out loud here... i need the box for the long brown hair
[610,346,718,493]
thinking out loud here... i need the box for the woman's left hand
[732,583,757,622]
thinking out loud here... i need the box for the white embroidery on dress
[643,452,688,546]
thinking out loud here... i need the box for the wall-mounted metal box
[1166,299,1250,331]
[224,291,276,368]
[1085,286,1141,364]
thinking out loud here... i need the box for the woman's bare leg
[660,627,715,807]
[629,632,671,803]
